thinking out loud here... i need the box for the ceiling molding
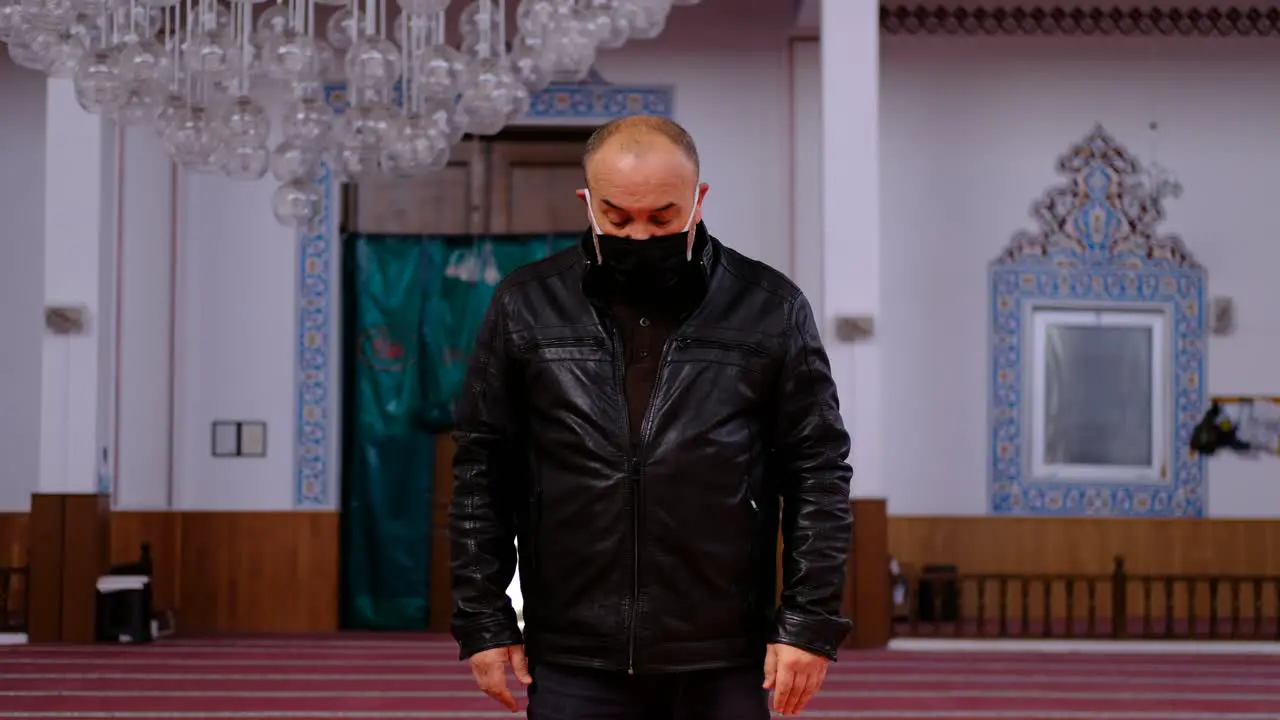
[881,5,1280,35]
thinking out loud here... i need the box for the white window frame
[1028,307,1167,483]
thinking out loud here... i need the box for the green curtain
[341,232,578,630]
[419,234,578,428]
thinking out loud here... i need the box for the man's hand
[467,645,534,712]
[763,643,829,715]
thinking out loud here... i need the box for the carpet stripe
[4,689,1280,701]
[0,707,1274,712]
[2,695,1276,712]
[6,675,1280,692]
[5,655,1279,676]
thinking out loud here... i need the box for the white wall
[0,57,46,511]
[795,35,1280,518]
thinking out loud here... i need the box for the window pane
[1043,324,1154,467]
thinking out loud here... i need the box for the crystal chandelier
[0,0,699,228]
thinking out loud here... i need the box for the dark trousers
[527,663,770,720]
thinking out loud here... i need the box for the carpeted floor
[1,634,1279,718]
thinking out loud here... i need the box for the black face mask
[595,232,692,292]
[584,188,701,297]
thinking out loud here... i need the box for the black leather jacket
[450,226,853,673]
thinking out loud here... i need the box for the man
[450,115,853,718]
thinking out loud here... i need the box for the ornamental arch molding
[988,126,1207,518]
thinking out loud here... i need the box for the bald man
[450,116,852,718]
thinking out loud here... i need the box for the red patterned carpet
[2,634,1279,718]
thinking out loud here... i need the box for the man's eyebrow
[601,199,677,213]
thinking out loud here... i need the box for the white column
[37,79,117,496]
[115,128,176,509]
[820,0,882,499]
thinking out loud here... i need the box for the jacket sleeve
[768,291,854,660]
[449,288,523,659]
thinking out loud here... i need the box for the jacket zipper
[627,333,680,674]
[610,325,641,675]
[674,337,767,356]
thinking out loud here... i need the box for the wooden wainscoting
[112,511,341,635]
[0,513,27,567]
[889,517,1280,622]
[3,510,339,636]
[888,517,1280,576]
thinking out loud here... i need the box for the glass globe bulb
[269,139,322,183]
[118,38,171,84]
[223,140,270,181]
[73,48,125,114]
[281,95,336,147]
[252,3,289,47]
[44,32,88,78]
[324,7,357,51]
[409,44,465,99]
[272,179,323,227]
[384,112,449,175]
[7,39,46,71]
[219,94,271,141]
[344,33,402,90]
[507,37,552,92]
[459,0,503,42]
[163,104,223,167]
[115,83,161,126]
[0,3,25,42]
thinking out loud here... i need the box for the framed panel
[988,126,1207,518]
[1027,308,1166,483]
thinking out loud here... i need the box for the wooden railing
[0,564,28,633]
[894,556,1280,640]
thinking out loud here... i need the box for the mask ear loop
[584,189,603,264]
[684,188,700,261]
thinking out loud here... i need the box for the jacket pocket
[521,336,609,366]
[675,337,767,356]
[672,337,770,376]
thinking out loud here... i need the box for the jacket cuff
[769,609,852,661]
[453,613,524,660]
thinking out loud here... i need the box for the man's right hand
[467,644,534,712]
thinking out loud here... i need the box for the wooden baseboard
[1,510,339,635]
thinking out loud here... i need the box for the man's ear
[575,188,588,204]
[692,182,710,224]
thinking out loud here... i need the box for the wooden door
[344,133,587,633]
[346,140,486,235]
[426,137,587,632]
[488,140,589,233]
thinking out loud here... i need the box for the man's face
[578,141,708,240]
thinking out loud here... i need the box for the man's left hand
[762,643,829,715]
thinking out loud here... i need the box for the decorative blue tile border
[988,125,1207,518]
[293,74,675,508]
